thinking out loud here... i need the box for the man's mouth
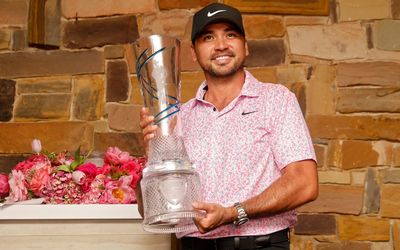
[212,54,234,63]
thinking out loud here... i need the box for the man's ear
[190,44,198,62]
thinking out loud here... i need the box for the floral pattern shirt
[177,70,316,239]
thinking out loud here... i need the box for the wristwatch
[233,202,249,226]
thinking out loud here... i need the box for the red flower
[76,163,97,179]
[120,161,143,188]
[0,173,10,198]
[74,163,98,192]
[96,164,112,176]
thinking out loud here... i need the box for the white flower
[31,139,42,154]
[72,170,86,185]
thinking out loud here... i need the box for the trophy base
[143,210,204,233]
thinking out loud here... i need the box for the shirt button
[213,107,216,111]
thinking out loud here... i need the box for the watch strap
[233,202,249,226]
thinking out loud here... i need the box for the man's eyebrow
[197,30,213,38]
[200,27,239,36]
[200,30,213,35]
[225,27,240,33]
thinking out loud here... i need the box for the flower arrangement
[0,140,145,205]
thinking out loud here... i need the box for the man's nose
[214,37,228,50]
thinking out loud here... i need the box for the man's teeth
[216,55,230,60]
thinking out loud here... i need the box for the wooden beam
[224,0,330,16]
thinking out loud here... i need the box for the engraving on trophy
[159,175,188,206]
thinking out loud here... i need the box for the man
[138,3,318,250]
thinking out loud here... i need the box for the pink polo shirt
[178,70,316,239]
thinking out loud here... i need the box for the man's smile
[211,52,235,64]
[214,55,232,63]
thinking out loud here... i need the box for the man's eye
[203,35,213,41]
[227,33,237,38]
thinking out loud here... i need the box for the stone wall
[0,0,399,249]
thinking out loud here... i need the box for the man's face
[191,22,248,78]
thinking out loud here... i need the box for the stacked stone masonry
[0,0,400,249]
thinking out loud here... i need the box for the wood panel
[0,220,171,250]
[224,0,330,15]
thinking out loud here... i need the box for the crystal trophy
[134,35,202,233]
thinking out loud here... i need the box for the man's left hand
[192,201,235,234]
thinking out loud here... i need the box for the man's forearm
[242,159,318,219]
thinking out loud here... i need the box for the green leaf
[74,145,81,162]
[111,171,124,180]
[27,189,37,199]
[70,161,79,171]
[43,150,56,161]
[56,164,72,173]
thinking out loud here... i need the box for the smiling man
[139,3,318,250]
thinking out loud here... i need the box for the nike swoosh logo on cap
[207,10,227,17]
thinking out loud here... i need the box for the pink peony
[91,174,106,189]
[0,173,10,198]
[7,170,28,202]
[104,147,133,165]
[100,175,136,204]
[14,158,35,175]
[29,168,50,196]
[15,154,51,174]
[14,154,52,197]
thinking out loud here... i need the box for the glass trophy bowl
[134,35,203,233]
[140,161,202,233]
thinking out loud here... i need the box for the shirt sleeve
[271,90,316,170]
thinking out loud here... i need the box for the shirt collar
[192,70,259,107]
[240,70,260,98]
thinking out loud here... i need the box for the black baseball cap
[191,3,245,44]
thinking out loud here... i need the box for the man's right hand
[139,107,157,155]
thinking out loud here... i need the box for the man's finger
[139,116,155,129]
[142,125,157,136]
[144,133,155,141]
[140,107,149,117]
[193,201,213,212]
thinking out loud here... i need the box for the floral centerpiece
[0,139,145,205]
